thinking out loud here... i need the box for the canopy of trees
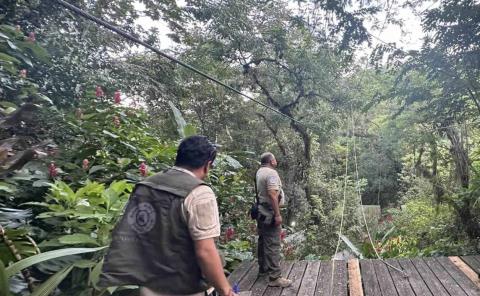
[1,0,479,295]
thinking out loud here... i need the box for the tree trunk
[445,127,469,188]
[430,139,444,202]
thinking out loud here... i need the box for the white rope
[329,120,350,296]
[350,112,408,277]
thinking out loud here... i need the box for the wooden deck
[228,256,480,296]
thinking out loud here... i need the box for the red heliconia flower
[139,162,148,177]
[19,69,27,78]
[82,159,89,170]
[113,115,120,128]
[114,90,121,104]
[280,229,287,241]
[49,162,58,178]
[95,86,104,97]
[27,32,35,42]
[225,226,235,241]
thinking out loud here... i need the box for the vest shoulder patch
[127,202,156,234]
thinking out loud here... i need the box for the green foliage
[28,180,132,247]
[387,198,474,256]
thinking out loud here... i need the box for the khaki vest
[99,169,209,294]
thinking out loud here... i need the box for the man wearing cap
[100,135,238,296]
[256,152,292,287]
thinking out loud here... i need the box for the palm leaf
[5,246,106,278]
[0,260,11,296]
[339,234,364,259]
[30,264,74,296]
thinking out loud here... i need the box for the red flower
[225,226,235,241]
[280,229,287,241]
[27,32,35,42]
[114,90,121,104]
[113,115,120,127]
[95,86,104,97]
[19,69,27,78]
[139,162,148,177]
[49,162,58,178]
[82,159,89,170]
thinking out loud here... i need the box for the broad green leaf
[5,246,106,278]
[32,180,52,187]
[168,101,187,138]
[102,130,119,139]
[6,40,18,51]
[120,141,137,151]
[0,261,11,296]
[73,260,97,269]
[224,155,243,169]
[17,54,33,67]
[0,182,14,193]
[89,165,106,175]
[3,107,15,114]
[381,226,396,244]
[89,259,103,289]
[339,234,364,259]
[37,94,53,105]
[0,101,17,109]
[107,286,118,294]
[0,53,20,64]
[31,264,74,296]
[57,234,99,246]
[0,32,9,39]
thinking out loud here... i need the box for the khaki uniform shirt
[256,166,284,207]
[140,167,220,296]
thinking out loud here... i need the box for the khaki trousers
[257,221,282,280]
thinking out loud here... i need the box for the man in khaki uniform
[100,136,238,296]
[256,152,292,287]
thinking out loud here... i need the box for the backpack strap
[254,174,259,205]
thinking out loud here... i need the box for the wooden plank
[385,259,415,296]
[451,257,480,289]
[410,258,449,296]
[263,261,294,296]
[229,260,255,285]
[297,261,321,296]
[372,260,398,296]
[359,259,381,296]
[280,261,307,296]
[460,256,480,276]
[315,260,333,296]
[397,259,433,296]
[332,260,348,296]
[437,257,480,296]
[348,259,364,296]
[423,257,467,296]
[250,269,270,296]
[239,263,260,291]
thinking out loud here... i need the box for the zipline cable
[329,122,350,296]
[53,0,301,124]
[350,110,408,277]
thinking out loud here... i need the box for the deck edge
[449,256,480,288]
[348,259,364,296]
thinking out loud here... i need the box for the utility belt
[257,203,275,226]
